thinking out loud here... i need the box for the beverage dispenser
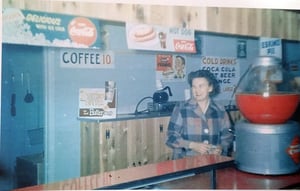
[234,56,300,175]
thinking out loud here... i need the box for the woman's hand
[189,142,210,154]
[189,142,222,155]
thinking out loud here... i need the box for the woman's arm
[165,103,190,150]
[220,112,234,156]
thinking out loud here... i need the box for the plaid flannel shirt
[166,98,233,159]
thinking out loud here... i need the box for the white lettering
[26,13,61,26]
[69,26,95,37]
[174,41,194,51]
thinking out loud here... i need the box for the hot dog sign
[126,23,196,53]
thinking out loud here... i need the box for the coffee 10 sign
[60,49,114,69]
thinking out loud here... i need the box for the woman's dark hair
[188,69,220,97]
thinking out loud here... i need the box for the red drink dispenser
[234,56,300,175]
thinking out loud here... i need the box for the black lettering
[84,53,89,64]
[218,79,231,84]
[78,53,83,64]
[62,52,69,63]
[62,52,108,65]
[95,54,101,64]
[220,73,235,78]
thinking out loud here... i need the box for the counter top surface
[78,111,172,122]
[13,155,300,190]
[13,155,232,190]
[154,167,300,189]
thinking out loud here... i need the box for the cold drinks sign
[200,56,240,101]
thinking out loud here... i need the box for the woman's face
[191,77,213,102]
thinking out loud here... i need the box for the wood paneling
[80,117,172,176]
[80,111,241,176]
[80,122,100,176]
[3,1,300,41]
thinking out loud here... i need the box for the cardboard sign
[199,56,240,101]
[126,23,196,53]
[79,88,117,119]
[259,37,282,59]
[60,48,114,69]
[3,8,102,48]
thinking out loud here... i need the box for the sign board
[126,23,196,53]
[155,54,187,81]
[3,8,102,48]
[199,56,240,102]
[79,88,117,119]
[60,48,114,69]
[259,37,282,59]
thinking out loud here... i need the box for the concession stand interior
[1,1,300,190]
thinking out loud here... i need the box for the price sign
[60,48,114,69]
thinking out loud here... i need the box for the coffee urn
[235,56,300,175]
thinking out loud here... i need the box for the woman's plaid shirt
[166,98,233,159]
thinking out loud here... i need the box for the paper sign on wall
[259,37,282,59]
[78,87,117,119]
[60,48,114,69]
[126,23,196,53]
[155,54,187,81]
[3,8,102,48]
[199,56,240,102]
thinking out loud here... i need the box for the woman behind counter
[166,69,233,159]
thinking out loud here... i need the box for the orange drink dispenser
[234,56,300,175]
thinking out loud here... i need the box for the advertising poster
[199,56,240,101]
[3,8,102,48]
[156,54,187,81]
[126,23,196,53]
[259,37,282,59]
[78,86,117,119]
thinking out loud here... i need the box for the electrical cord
[134,96,153,115]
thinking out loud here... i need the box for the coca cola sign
[68,17,97,47]
[286,136,300,164]
[173,39,196,53]
[3,9,102,48]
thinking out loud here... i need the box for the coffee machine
[150,85,177,113]
[234,56,300,175]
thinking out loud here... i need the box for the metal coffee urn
[235,56,300,175]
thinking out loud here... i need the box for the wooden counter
[13,155,300,190]
[79,109,241,176]
[80,116,173,176]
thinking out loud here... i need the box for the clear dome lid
[237,56,297,95]
[235,56,300,124]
